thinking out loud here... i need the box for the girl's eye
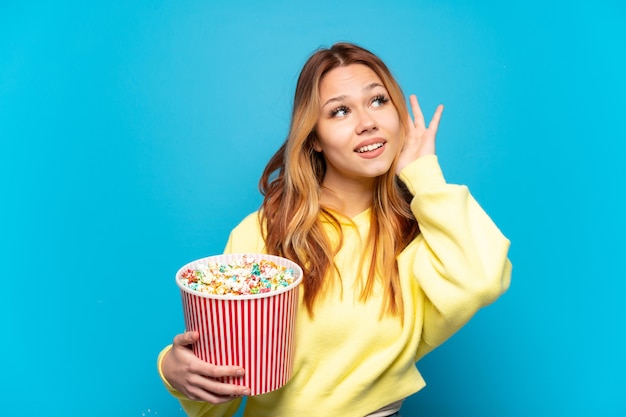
[330,105,350,118]
[371,95,389,108]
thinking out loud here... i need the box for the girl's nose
[355,110,378,134]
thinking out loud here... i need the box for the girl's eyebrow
[321,82,385,108]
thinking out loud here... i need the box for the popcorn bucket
[176,253,302,396]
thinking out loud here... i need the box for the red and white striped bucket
[176,253,302,396]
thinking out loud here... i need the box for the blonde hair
[259,43,419,317]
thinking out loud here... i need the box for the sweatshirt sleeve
[397,155,512,361]
[223,211,266,254]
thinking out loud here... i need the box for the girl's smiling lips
[354,138,387,158]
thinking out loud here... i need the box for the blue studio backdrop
[1,1,625,416]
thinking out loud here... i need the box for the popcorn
[179,254,296,296]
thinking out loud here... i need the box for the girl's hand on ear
[396,94,444,175]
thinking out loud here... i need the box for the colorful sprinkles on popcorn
[179,255,296,296]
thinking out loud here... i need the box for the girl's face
[314,64,402,190]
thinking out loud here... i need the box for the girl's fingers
[185,374,250,402]
[201,363,245,379]
[428,104,444,134]
[191,373,249,397]
[173,331,198,347]
[409,94,426,127]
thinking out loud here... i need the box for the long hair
[259,42,419,317]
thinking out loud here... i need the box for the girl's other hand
[161,331,250,404]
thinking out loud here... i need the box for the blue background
[1,0,625,416]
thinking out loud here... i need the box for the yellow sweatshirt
[158,155,512,417]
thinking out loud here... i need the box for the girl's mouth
[355,142,385,153]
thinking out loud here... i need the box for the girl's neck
[319,177,375,218]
